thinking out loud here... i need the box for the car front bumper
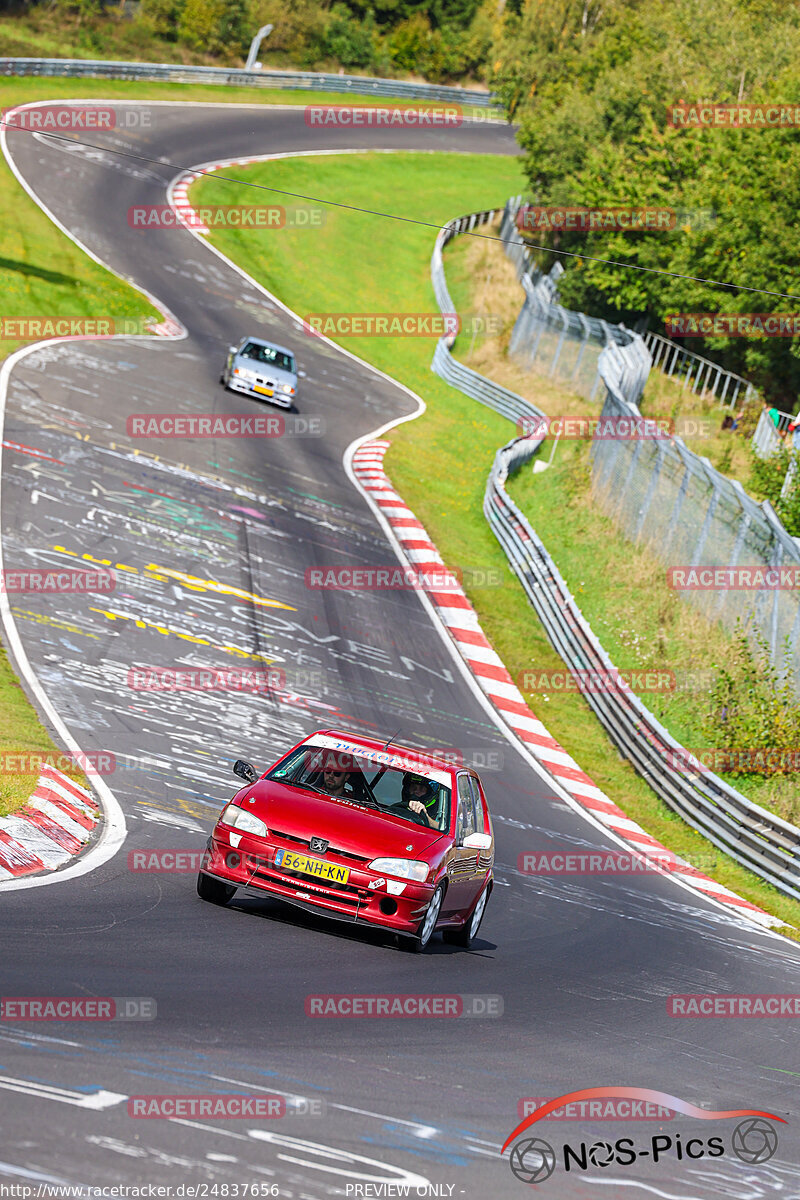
[201,832,435,935]
[227,376,294,408]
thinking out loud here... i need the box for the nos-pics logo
[503,1088,783,1185]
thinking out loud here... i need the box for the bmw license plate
[274,847,349,885]
[253,384,274,397]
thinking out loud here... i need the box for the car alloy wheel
[444,882,490,948]
[407,883,444,952]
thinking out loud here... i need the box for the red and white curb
[352,440,782,929]
[0,766,100,880]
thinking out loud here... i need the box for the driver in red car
[317,751,357,799]
[401,773,439,828]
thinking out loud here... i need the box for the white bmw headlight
[280,383,295,395]
[368,857,429,882]
[220,804,268,838]
[234,366,256,381]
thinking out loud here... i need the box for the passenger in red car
[401,773,439,828]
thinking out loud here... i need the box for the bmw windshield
[241,342,295,373]
[266,743,451,832]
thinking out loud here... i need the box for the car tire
[443,882,491,949]
[404,883,445,953]
[196,871,236,906]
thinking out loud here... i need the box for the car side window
[456,775,476,841]
[468,776,486,835]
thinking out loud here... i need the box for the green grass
[0,7,225,65]
[192,150,800,935]
[0,76,449,366]
[0,647,88,817]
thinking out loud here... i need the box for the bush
[747,440,800,536]
[387,12,430,71]
[138,0,186,39]
[702,624,800,779]
[177,0,249,56]
[319,4,379,69]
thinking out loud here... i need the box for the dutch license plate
[274,847,349,885]
[253,384,274,397]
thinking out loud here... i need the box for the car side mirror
[461,832,492,850]
[228,345,237,355]
[233,759,259,784]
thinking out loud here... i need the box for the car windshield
[240,342,294,373]
[266,745,451,832]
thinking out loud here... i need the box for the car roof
[238,336,295,358]
[311,728,462,775]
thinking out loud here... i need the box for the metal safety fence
[0,57,498,107]
[644,330,756,410]
[496,199,800,691]
[500,201,650,406]
[429,203,800,903]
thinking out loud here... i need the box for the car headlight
[220,804,268,838]
[368,857,429,882]
[233,366,256,381]
[280,383,295,395]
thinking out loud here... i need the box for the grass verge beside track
[0,645,88,817]
[193,151,800,935]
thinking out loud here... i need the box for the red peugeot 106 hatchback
[197,729,494,952]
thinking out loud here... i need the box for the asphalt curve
[1,103,799,1199]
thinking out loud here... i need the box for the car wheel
[444,882,491,949]
[219,373,226,384]
[196,871,236,906]
[405,883,445,953]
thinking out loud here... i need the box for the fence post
[633,441,666,542]
[689,458,722,565]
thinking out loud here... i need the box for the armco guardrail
[430,208,545,427]
[429,203,800,903]
[0,57,498,107]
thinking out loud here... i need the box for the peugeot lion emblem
[310,837,329,854]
